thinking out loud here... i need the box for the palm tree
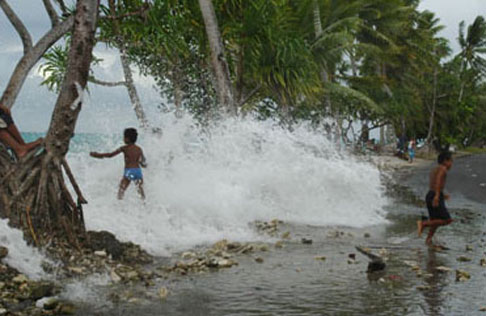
[457,16,486,103]
[198,0,235,115]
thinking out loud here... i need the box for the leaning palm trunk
[119,50,149,128]
[0,0,99,246]
[198,0,235,115]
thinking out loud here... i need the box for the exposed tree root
[0,146,87,246]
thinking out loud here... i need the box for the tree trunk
[0,0,99,246]
[198,0,235,115]
[426,67,438,147]
[119,50,149,128]
[0,16,74,109]
[312,0,331,113]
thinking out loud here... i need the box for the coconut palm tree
[457,16,486,103]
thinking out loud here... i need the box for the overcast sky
[0,0,485,132]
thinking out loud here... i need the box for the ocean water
[9,116,388,269]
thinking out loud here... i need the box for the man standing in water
[417,152,453,248]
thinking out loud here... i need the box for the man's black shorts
[425,190,451,220]
[0,109,13,129]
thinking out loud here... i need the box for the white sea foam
[0,218,49,279]
[69,116,388,256]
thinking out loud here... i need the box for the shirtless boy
[90,128,147,200]
[417,151,453,247]
[0,104,43,158]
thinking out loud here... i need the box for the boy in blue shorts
[90,128,147,200]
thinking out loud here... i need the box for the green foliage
[37,0,486,147]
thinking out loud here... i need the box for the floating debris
[301,238,313,245]
[457,256,472,262]
[356,246,386,273]
[314,256,326,261]
[456,269,471,282]
[436,266,452,273]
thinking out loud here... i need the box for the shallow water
[70,154,486,316]
[11,127,486,315]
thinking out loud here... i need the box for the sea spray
[0,219,49,279]
[69,116,388,256]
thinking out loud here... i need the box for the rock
[67,267,85,275]
[254,257,264,263]
[364,233,371,238]
[314,256,326,261]
[301,238,313,244]
[281,231,291,239]
[0,247,8,260]
[158,287,168,299]
[435,266,452,273]
[347,259,355,264]
[110,269,122,283]
[43,297,59,310]
[348,253,356,260]
[29,282,58,300]
[181,252,196,260]
[275,241,284,249]
[87,231,124,260]
[12,274,28,283]
[259,245,269,252]
[480,258,486,267]
[94,250,107,257]
[218,259,238,268]
[58,302,76,315]
[455,269,471,282]
[417,285,432,291]
[466,245,473,251]
[457,256,472,262]
[480,306,486,312]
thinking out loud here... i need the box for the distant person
[417,152,454,249]
[408,139,416,163]
[0,104,43,159]
[90,128,147,200]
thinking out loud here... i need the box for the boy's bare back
[120,144,144,168]
[429,165,447,192]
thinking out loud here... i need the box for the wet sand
[75,154,486,316]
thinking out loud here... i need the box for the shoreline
[1,152,486,315]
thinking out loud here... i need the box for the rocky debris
[456,269,471,282]
[480,258,486,267]
[356,246,386,273]
[161,239,273,275]
[87,231,152,264]
[0,247,70,315]
[255,219,282,236]
[480,306,486,312]
[281,231,291,239]
[275,241,284,249]
[314,256,326,261]
[466,245,473,251]
[0,247,8,260]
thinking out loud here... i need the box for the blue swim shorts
[124,168,143,181]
